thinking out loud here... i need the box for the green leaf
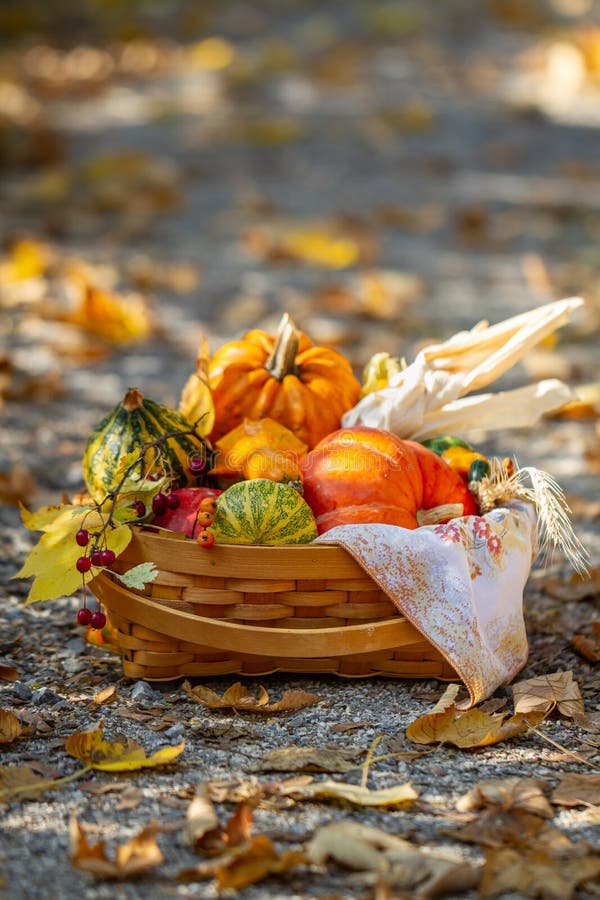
[114,562,159,590]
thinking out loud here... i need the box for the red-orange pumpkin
[301,426,478,534]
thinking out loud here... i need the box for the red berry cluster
[73,528,114,629]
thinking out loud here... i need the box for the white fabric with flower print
[316,500,538,707]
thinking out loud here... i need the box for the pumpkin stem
[265,313,300,381]
[121,387,145,413]
[416,503,464,526]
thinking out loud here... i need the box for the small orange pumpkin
[300,426,478,534]
[209,418,307,485]
[209,313,361,449]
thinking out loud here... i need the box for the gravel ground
[1,2,599,898]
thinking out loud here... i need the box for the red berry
[199,497,218,514]
[77,607,92,626]
[152,492,167,516]
[189,456,206,475]
[197,511,214,527]
[90,549,104,567]
[75,529,89,547]
[131,500,146,518]
[90,611,106,630]
[197,529,215,547]
[166,492,180,510]
[76,556,92,573]
[100,549,115,566]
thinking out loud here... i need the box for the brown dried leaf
[69,818,163,879]
[0,661,17,682]
[258,746,359,773]
[0,709,23,743]
[0,765,52,802]
[406,704,543,749]
[216,835,306,891]
[182,681,320,713]
[456,778,553,818]
[447,809,573,852]
[512,671,587,722]
[479,844,600,899]
[541,570,600,602]
[92,685,117,706]
[0,466,37,506]
[571,632,600,663]
[552,773,600,808]
[183,785,220,850]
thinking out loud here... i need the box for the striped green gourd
[211,478,317,545]
[83,387,211,500]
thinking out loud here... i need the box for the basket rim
[120,526,368,578]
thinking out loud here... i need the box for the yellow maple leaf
[0,238,51,282]
[65,726,185,772]
[14,502,131,603]
[179,337,215,437]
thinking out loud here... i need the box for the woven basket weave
[91,528,457,682]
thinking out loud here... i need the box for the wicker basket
[91,528,457,682]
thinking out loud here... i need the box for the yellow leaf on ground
[92,686,117,706]
[66,284,154,345]
[0,238,51,282]
[69,818,163,879]
[244,221,363,269]
[65,727,185,772]
[285,779,418,807]
[182,681,321,713]
[0,710,22,744]
[406,704,544,749]
[216,835,306,891]
[512,671,587,722]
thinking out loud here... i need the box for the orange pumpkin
[209,313,361,449]
[300,426,478,534]
[209,418,307,485]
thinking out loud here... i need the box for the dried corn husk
[342,297,584,438]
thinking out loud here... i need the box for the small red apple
[151,487,222,538]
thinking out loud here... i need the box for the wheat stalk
[472,459,590,576]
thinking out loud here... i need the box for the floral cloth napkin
[316,501,538,707]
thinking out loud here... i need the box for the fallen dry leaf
[216,835,307,891]
[308,820,481,897]
[182,681,320,714]
[69,818,163,879]
[258,746,359,773]
[0,765,54,802]
[92,685,117,706]
[64,282,154,345]
[65,726,185,772]
[0,709,23,744]
[479,844,600,899]
[540,569,600,602]
[512,671,587,723]
[570,631,600,663]
[552,773,600,808]
[447,808,573,853]
[405,703,543,749]
[243,220,369,269]
[456,777,553,818]
[0,466,38,506]
[0,662,17,682]
[183,784,220,850]
[283,779,418,808]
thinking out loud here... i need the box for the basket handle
[94,576,423,659]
